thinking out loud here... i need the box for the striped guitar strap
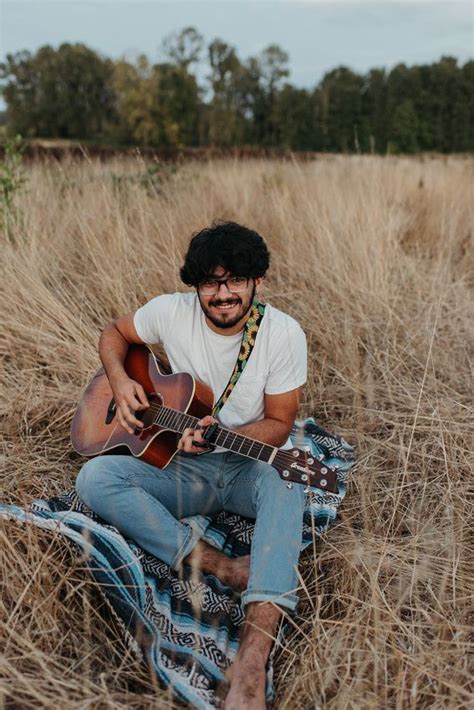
[212,297,266,418]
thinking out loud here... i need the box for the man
[76,221,307,709]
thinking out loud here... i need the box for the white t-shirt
[133,292,307,450]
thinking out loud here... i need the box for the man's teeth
[215,303,237,310]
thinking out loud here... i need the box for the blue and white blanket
[0,418,355,709]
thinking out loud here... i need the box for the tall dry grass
[0,154,472,708]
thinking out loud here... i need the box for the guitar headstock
[272,447,338,493]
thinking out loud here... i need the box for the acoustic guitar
[71,344,338,492]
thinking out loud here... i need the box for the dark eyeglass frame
[198,276,251,295]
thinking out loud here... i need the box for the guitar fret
[170,411,183,431]
[236,436,246,453]
[186,414,199,430]
[161,408,175,429]
[248,441,260,458]
[157,408,169,427]
[221,424,270,463]
[177,411,194,432]
[151,411,277,465]
[217,430,228,448]
[227,432,238,451]
[171,410,184,430]
[239,438,253,456]
[153,408,166,426]
[160,407,171,427]
[218,430,230,448]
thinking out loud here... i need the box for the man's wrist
[233,418,291,448]
[106,367,129,391]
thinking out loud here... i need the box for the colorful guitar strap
[212,298,266,418]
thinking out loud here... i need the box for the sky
[0,0,472,93]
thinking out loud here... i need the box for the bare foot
[220,555,250,592]
[184,542,250,592]
[224,648,267,709]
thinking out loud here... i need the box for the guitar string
[131,401,333,474]
[142,402,274,455]
[142,402,316,463]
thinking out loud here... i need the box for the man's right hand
[111,376,150,434]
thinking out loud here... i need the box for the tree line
[1,27,472,153]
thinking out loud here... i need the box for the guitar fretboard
[153,405,277,463]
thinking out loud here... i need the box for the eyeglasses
[198,276,250,296]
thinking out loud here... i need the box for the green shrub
[0,134,26,216]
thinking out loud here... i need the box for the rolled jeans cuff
[240,588,299,613]
[170,524,199,571]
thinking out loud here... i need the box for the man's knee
[254,464,306,508]
[75,456,125,506]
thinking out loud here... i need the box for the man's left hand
[177,415,218,454]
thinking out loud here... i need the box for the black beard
[199,284,256,330]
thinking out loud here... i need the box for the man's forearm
[98,323,129,387]
[233,418,292,449]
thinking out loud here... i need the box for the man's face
[197,265,261,331]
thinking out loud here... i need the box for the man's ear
[255,276,264,293]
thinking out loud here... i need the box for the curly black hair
[179,220,270,287]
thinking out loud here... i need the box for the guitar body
[71,344,338,492]
[71,344,214,468]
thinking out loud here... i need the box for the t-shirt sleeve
[265,321,307,395]
[133,294,176,345]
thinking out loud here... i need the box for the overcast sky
[1,0,472,91]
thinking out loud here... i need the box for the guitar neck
[153,404,277,464]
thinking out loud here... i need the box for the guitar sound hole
[135,393,163,430]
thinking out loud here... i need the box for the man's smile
[211,301,240,312]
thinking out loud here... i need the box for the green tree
[153,62,201,147]
[360,68,387,152]
[385,63,420,152]
[0,134,25,218]
[109,55,160,146]
[317,67,366,151]
[161,27,204,71]
[256,45,290,145]
[0,44,115,139]
[429,56,463,151]
[206,39,243,146]
[156,27,204,146]
[1,34,473,153]
[231,45,290,145]
[456,60,474,151]
[274,84,316,150]
[108,56,201,148]
[390,99,419,153]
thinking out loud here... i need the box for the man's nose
[216,281,233,296]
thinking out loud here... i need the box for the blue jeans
[75,450,305,611]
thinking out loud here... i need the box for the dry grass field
[0,154,472,708]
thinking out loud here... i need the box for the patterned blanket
[0,418,355,709]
